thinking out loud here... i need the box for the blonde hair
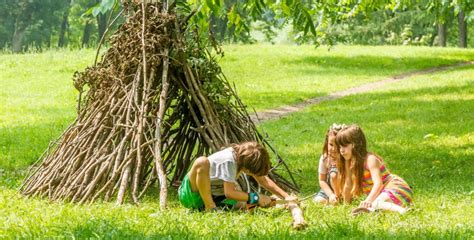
[231,141,270,176]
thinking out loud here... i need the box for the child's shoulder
[365,154,382,168]
[319,154,329,164]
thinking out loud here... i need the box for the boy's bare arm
[253,175,290,199]
[223,181,272,207]
[223,181,249,201]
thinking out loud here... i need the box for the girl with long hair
[336,125,413,215]
[313,123,345,205]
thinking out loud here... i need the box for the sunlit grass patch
[0,46,473,238]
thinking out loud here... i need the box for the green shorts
[178,174,204,209]
[178,174,239,210]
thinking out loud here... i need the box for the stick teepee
[20,1,298,209]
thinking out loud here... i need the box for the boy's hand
[284,195,299,203]
[258,194,272,207]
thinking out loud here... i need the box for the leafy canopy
[91,0,474,44]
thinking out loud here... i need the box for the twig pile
[20,3,298,207]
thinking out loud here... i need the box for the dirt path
[250,61,474,123]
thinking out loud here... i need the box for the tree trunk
[58,0,72,47]
[458,11,467,48]
[210,14,228,42]
[437,22,447,47]
[12,18,25,53]
[97,13,107,42]
[82,21,93,48]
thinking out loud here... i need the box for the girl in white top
[313,124,345,205]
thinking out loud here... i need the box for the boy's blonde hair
[232,141,270,176]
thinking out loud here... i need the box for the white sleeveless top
[208,147,238,196]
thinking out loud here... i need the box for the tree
[87,0,415,46]
[0,0,69,52]
[81,19,95,47]
[458,10,467,47]
[453,0,474,48]
[58,0,73,47]
[421,0,473,47]
[80,0,103,47]
[80,0,123,47]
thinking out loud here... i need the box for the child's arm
[319,173,336,199]
[342,162,352,203]
[223,181,249,201]
[223,181,272,206]
[318,156,337,202]
[332,177,341,198]
[360,155,383,208]
[331,177,341,204]
[253,175,294,200]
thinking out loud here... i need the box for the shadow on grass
[262,83,474,194]
[241,90,327,111]
[0,119,73,169]
[281,55,471,76]
[0,105,74,188]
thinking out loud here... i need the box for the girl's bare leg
[371,192,408,214]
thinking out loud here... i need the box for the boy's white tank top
[207,147,238,196]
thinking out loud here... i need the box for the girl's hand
[359,199,372,208]
[328,194,338,205]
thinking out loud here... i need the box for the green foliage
[1,45,474,238]
[326,4,474,47]
[0,0,70,51]
[0,0,125,51]
[1,0,472,51]
[90,0,420,45]
[83,0,116,17]
[176,0,474,46]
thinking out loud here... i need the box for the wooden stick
[288,202,307,230]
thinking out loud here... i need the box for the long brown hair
[231,141,270,176]
[322,124,345,192]
[335,125,367,196]
[322,129,338,165]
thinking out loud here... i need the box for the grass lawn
[221,44,474,110]
[1,45,473,171]
[0,45,473,239]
